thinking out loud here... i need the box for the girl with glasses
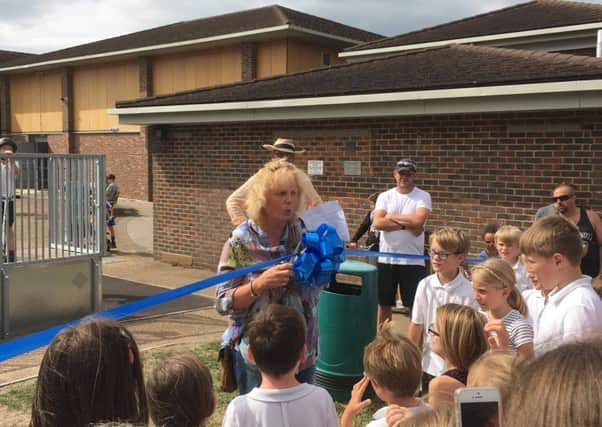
[427,303,488,408]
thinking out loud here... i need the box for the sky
[1,0,601,54]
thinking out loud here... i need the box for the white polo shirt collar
[547,276,592,306]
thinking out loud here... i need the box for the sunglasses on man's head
[552,194,573,202]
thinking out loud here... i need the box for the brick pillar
[139,57,153,200]
[139,56,153,98]
[0,76,10,135]
[241,42,257,82]
[60,67,74,152]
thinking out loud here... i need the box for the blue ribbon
[293,224,345,287]
[0,254,293,363]
[344,248,486,265]
[0,237,486,363]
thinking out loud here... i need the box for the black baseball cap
[396,159,416,173]
[0,137,17,153]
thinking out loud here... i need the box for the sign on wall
[307,160,324,176]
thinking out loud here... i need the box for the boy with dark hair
[222,304,337,427]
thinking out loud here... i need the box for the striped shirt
[503,309,534,352]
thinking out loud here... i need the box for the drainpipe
[597,29,602,57]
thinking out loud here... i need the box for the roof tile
[347,0,602,52]
[1,5,381,69]
[117,44,602,108]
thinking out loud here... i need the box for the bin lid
[338,260,377,275]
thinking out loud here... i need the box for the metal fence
[1,153,105,339]
[0,154,105,264]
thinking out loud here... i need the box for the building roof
[0,5,381,70]
[345,0,602,53]
[116,44,602,108]
[0,50,35,65]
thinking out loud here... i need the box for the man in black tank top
[552,184,602,278]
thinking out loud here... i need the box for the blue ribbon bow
[293,223,346,287]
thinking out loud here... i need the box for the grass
[0,341,380,427]
[0,380,36,413]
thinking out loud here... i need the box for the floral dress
[216,218,323,371]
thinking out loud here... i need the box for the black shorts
[377,263,426,309]
[0,200,14,226]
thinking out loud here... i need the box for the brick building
[113,43,602,268]
[0,6,380,200]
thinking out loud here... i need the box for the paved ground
[0,198,409,426]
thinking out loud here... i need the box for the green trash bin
[315,260,377,402]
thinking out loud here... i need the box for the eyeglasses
[429,250,458,260]
[428,327,440,337]
[552,194,573,202]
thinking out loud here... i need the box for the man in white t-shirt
[373,159,432,325]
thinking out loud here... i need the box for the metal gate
[0,154,104,339]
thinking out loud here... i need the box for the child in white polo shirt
[495,225,532,292]
[222,304,338,427]
[407,227,476,394]
[487,215,602,355]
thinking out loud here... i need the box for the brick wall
[48,131,150,200]
[48,133,70,153]
[152,110,602,268]
[74,132,150,200]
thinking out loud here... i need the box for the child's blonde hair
[429,227,470,255]
[471,258,528,316]
[505,338,602,427]
[467,350,527,406]
[395,406,454,427]
[519,215,583,266]
[494,225,522,245]
[363,321,421,397]
[436,304,488,371]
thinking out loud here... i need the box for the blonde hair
[363,321,421,397]
[436,304,488,371]
[495,225,522,245]
[395,406,454,427]
[505,338,602,427]
[471,258,528,316]
[245,159,307,223]
[519,215,583,266]
[467,350,527,406]
[429,227,470,255]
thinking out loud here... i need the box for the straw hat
[261,138,305,154]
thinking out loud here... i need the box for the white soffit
[109,79,602,125]
[340,22,602,58]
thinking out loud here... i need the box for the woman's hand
[348,241,358,249]
[341,376,372,427]
[255,262,293,292]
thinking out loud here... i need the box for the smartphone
[455,387,502,427]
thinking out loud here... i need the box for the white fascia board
[287,24,370,45]
[113,91,602,125]
[339,22,602,58]
[108,79,602,117]
[0,25,290,72]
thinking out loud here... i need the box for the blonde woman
[216,159,322,394]
[472,258,534,360]
[427,303,488,408]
